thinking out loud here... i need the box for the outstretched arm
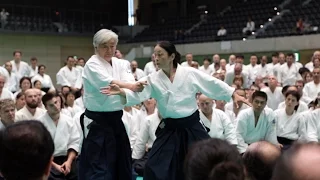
[101,80,151,106]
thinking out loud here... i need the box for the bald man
[198,94,237,145]
[261,75,283,110]
[243,141,281,180]
[272,143,320,180]
[131,60,145,81]
[15,89,46,121]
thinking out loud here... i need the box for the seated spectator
[0,120,54,180]
[185,138,245,180]
[243,141,281,180]
[296,18,304,34]
[217,26,227,37]
[243,17,255,35]
[272,142,320,180]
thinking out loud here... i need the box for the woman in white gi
[31,64,55,93]
[274,90,306,150]
[103,41,247,180]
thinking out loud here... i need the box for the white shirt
[144,61,157,76]
[6,72,19,92]
[66,105,83,118]
[56,66,82,89]
[132,113,161,159]
[246,21,255,31]
[0,88,14,100]
[132,68,145,80]
[257,64,271,79]
[75,97,85,111]
[267,63,279,76]
[0,11,9,20]
[217,29,227,36]
[305,61,314,71]
[122,108,140,148]
[302,81,320,104]
[132,106,157,136]
[306,109,320,142]
[83,55,135,112]
[277,63,302,86]
[261,87,284,110]
[10,60,30,81]
[247,64,261,85]
[31,74,55,90]
[29,66,38,77]
[181,61,195,67]
[124,65,235,119]
[278,101,308,113]
[38,113,80,157]
[199,109,237,145]
[15,106,46,121]
[274,109,306,141]
[73,111,85,154]
[236,108,278,153]
[223,109,237,126]
[0,66,10,84]
[199,65,214,75]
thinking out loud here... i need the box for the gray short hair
[93,29,118,48]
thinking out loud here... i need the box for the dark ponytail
[156,41,181,68]
[173,51,181,68]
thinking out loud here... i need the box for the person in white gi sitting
[198,93,237,145]
[236,91,280,154]
[39,93,80,180]
[15,89,46,121]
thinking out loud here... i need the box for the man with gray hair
[79,29,145,179]
[0,98,15,129]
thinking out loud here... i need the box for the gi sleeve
[123,76,153,106]
[306,113,319,142]
[221,112,238,145]
[67,118,81,153]
[132,116,151,159]
[82,60,114,90]
[192,69,235,102]
[265,111,279,145]
[236,111,249,154]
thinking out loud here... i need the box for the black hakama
[277,136,294,151]
[78,109,132,180]
[144,110,210,180]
